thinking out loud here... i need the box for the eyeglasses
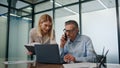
[63,28,75,33]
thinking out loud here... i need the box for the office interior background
[0,0,120,64]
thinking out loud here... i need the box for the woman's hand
[27,51,33,55]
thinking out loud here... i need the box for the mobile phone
[64,33,67,41]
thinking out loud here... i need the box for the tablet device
[24,44,35,55]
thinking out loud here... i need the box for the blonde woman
[29,14,56,44]
[28,14,56,55]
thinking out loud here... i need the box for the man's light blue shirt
[60,34,96,62]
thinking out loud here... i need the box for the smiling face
[40,21,52,35]
[38,14,53,36]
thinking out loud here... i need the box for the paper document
[63,62,97,68]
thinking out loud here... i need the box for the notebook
[34,44,65,64]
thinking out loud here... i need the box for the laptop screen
[34,44,64,64]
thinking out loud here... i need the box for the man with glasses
[60,20,96,63]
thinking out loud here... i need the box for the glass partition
[118,0,120,63]
[7,1,32,61]
[0,0,119,64]
[55,0,78,6]
[8,14,32,61]
[54,0,79,46]
[0,6,7,60]
[81,0,118,63]
[0,0,8,6]
[0,0,32,66]
[35,1,52,13]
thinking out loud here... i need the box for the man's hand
[60,34,67,48]
[64,54,75,63]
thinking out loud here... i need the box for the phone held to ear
[64,33,67,41]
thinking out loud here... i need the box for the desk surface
[0,59,63,68]
[0,59,120,68]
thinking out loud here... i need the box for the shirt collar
[68,33,80,43]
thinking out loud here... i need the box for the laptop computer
[34,44,65,64]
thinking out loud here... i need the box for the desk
[1,60,120,68]
[1,60,63,68]
[63,62,120,68]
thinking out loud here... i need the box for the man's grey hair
[65,20,78,28]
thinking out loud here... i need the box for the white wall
[55,8,119,63]
[82,8,119,63]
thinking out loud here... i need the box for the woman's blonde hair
[37,14,54,39]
